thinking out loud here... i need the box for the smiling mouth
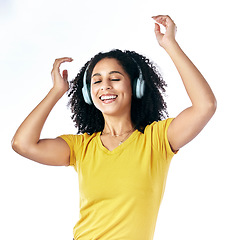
[99,95,118,103]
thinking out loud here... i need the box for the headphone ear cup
[82,85,92,105]
[130,57,145,99]
[82,62,93,105]
[133,77,145,99]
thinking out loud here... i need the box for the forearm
[12,88,62,153]
[165,41,217,110]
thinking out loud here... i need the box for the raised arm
[152,15,217,152]
[11,57,73,166]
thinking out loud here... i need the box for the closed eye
[93,80,101,84]
[93,79,120,84]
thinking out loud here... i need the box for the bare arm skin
[11,57,73,166]
[152,15,217,152]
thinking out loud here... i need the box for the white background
[1,0,231,239]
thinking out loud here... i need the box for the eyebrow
[91,71,124,78]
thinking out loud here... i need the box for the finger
[152,15,172,21]
[53,57,73,71]
[153,16,167,28]
[62,70,68,81]
[51,58,73,76]
[154,23,163,42]
[152,15,174,28]
[154,23,161,35]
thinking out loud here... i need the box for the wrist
[163,39,179,52]
[163,40,183,59]
[49,87,66,100]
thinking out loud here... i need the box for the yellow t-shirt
[59,118,177,240]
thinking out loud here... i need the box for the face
[90,58,132,117]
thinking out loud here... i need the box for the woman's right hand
[51,57,73,96]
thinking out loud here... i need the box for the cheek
[90,86,100,107]
[123,81,133,96]
[90,85,97,98]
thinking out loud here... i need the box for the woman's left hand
[152,15,177,49]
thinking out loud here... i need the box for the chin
[93,103,127,117]
[97,107,121,116]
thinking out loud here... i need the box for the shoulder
[143,118,177,154]
[59,132,99,145]
[144,118,175,134]
[58,132,99,167]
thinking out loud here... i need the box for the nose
[100,80,112,91]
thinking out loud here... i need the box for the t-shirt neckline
[96,130,139,154]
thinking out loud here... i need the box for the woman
[12,15,216,240]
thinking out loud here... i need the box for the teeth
[100,95,117,101]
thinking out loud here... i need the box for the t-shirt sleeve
[58,134,83,169]
[151,118,178,160]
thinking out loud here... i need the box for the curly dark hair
[67,49,168,134]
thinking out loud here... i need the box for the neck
[102,114,134,136]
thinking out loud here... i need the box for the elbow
[11,137,21,153]
[209,97,217,115]
[11,137,28,155]
[194,97,217,119]
[201,97,217,118]
[11,137,16,151]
